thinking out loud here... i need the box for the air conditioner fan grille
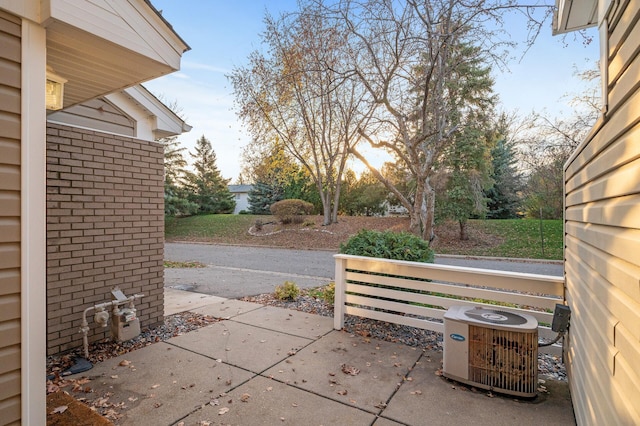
[468,325,538,396]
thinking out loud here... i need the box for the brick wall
[46,123,164,355]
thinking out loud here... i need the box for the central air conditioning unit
[443,305,539,397]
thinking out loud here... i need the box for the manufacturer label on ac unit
[449,333,465,342]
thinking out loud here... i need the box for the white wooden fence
[334,254,565,355]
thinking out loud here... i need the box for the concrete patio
[66,289,575,425]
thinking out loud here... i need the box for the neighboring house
[229,184,253,214]
[0,1,188,423]
[555,1,640,425]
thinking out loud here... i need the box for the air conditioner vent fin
[469,325,538,395]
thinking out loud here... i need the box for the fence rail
[334,254,565,355]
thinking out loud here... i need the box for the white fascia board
[123,85,191,136]
[105,85,191,140]
[553,0,599,35]
[104,91,155,141]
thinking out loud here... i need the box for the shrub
[270,199,314,224]
[322,282,335,305]
[339,229,434,263]
[254,219,263,231]
[274,281,300,300]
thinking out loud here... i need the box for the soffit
[553,0,599,34]
[45,0,188,108]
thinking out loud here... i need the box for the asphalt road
[164,243,563,299]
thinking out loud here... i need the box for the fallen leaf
[266,386,273,391]
[410,390,423,395]
[150,384,160,389]
[374,402,387,409]
[103,408,121,420]
[292,402,298,407]
[218,407,230,415]
[240,393,251,402]
[51,405,68,414]
[337,389,348,395]
[111,375,118,379]
[341,364,360,376]
[128,396,138,402]
[119,360,131,367]
[153,402,163,408]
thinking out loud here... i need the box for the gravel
[46,312,219,380]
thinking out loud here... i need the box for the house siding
[46,123,165,355]
[564,1,640,424]
[0,10,22,425]
[47,97,136,137]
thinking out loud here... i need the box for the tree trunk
[331,181,342,224]
[420,178,436,243]
[459,220,468,240]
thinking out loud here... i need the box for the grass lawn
[165,214,563,260]
[165,214,257,240]
[434,219,563,260]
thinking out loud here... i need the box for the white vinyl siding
[564,1,640,424]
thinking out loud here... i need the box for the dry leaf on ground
[51,405,68,414]
[341,364,360,376]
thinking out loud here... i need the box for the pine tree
[185,135,235,214]
[248,182,283,214]
[161,136,198,216]
[485,138,522,219]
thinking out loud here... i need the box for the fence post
[333,255,346,330]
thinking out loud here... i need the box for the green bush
[322,282,335,305]
[274,281,300,300]
[270,199,314,224]
[339,229,434,263]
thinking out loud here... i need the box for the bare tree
[517,64,601,218]
[230,3,371,225]
[327,0,528,241]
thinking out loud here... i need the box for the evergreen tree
[248,182,282,214]
[161,136,198,216]
[245,142,320,214]
[485,137,522,219]
[185,135,235,214]
[432,41,497,240]
[340,170,388,216]
[436,118,495,240]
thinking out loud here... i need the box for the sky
[144,0,599,182]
